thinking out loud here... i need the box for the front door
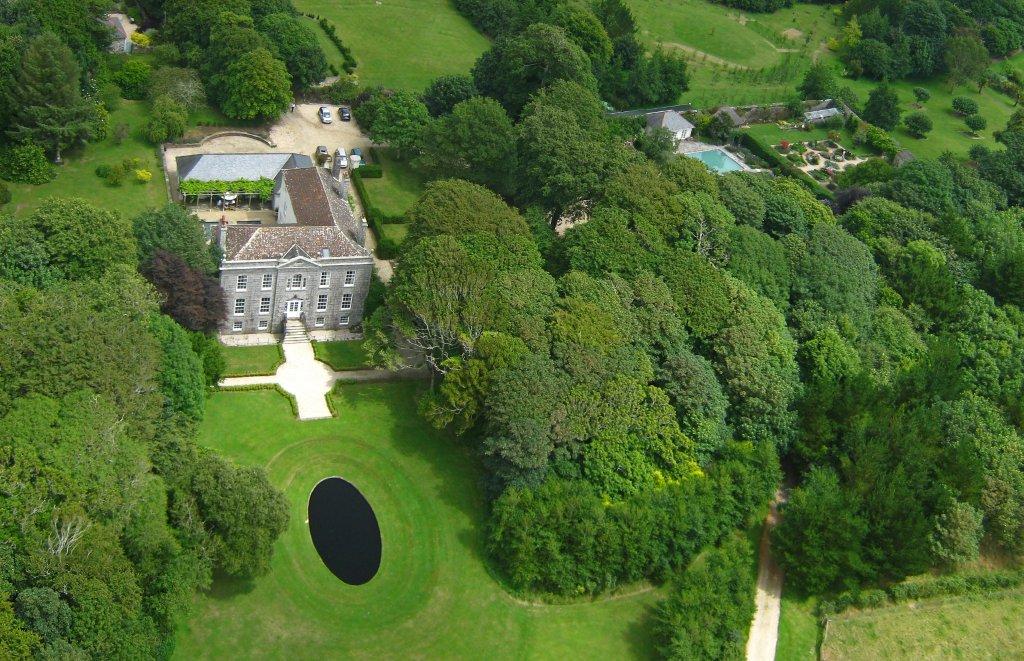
[286,300,302,318]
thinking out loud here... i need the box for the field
[174,384,661,659]
[222,345,285,377]
[628,0,839,107]
[292,0,490,92]
[820,588,1024,660]
[312,339,370,370]
[835,74,1018,161]
[5,101,167,218]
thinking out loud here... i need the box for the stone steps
[283,319,310,344]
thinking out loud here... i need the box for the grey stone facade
[221,254,373,334]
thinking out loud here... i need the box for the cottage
[105,13,136,54]
[215,166,373,336]
[646,110,695,141]
[804,107,842,124]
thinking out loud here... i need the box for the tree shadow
[205,570,257,600]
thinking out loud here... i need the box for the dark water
[307,477,382,585]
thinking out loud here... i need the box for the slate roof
[804,107,842,122]
[714,106,746,127]
[177,153,313,182]
[647,110,695,133]
[222,224,370,261]
[280,167,358,236]
[220,166,368,262]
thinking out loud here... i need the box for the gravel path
[746,491,787,661]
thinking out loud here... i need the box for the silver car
[317,106,333,124]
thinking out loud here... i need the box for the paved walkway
[746,490,787,661]
[219,339,425,420]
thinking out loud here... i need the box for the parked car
[336,147,349,169]
[351,147,363,159]
[315,145,329,165]
[317,106,333,123]
[350,147,363,169]
[339,107,351,121]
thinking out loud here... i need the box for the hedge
[818,569,1024,617]
[350,169,400,259]
[739,132,834,200]
[217,383,299,417]
[302,13,358,73]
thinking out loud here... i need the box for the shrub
[357,164,383,178]
[97,82,122,112]
[0,181,10,204]
[135,169,153,183]
[952,96,979,116]
[130,31,151,48]
[151,43,181,66]
[0,143,55,185]
[103,164,126,186]
[111,58,153,100]
[113,123,131,145]
[965,114,987,133]
[913,87,931,104]
[863,124,899,156]
[903,112,933,138]
[144,95,188,143]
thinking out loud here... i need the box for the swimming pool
[686,148,746,173]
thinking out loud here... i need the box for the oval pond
[307,477,382,585]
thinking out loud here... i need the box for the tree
[952,96,979,116]
[7,33,101,161]
[421,74,477,116]
[773,468,869,593]
[913,86,931,105]
[413,96,515,191]
[930,499,984,565]
[142,249,226,332]
[150,314,205,421]
[221,48,292,120]
[133,204,217,273]
[945,32,990,89]
[862,85,901,130]
[144,95,188,143]
[4,198,136,282]
[259,12,329,90]
[357,90,430,157]
[653,535,755,660]
[903,111,933,138]
[964,113,987,135]
[798,61,836,100]
[148,67,206,111]
[406,179,531,246]
[111,59,153,100]
[191,451,290,578]
[472,23,597,116]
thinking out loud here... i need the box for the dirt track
[746,491,786,661]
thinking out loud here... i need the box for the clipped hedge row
[217,383,299,417]
[350,169,400,259]
[818,569,1024,616]
[302,13,358,73]
[739,132,834,201]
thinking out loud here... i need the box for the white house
[646,110,695,141]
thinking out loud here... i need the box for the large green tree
[221,47,292,120]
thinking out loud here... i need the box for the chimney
[218,216,228,252]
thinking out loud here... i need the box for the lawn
[834,73,1017,161]
[820,588,1024,660]
[776,595,819,661]
[222,344,284,377]
[361,149,426,217]
[628,0,839,107]
[174,384,661,658]
[744,123,874,157]
[291,0,490,92]
[312,339,369,370]
[5,101,167,218]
